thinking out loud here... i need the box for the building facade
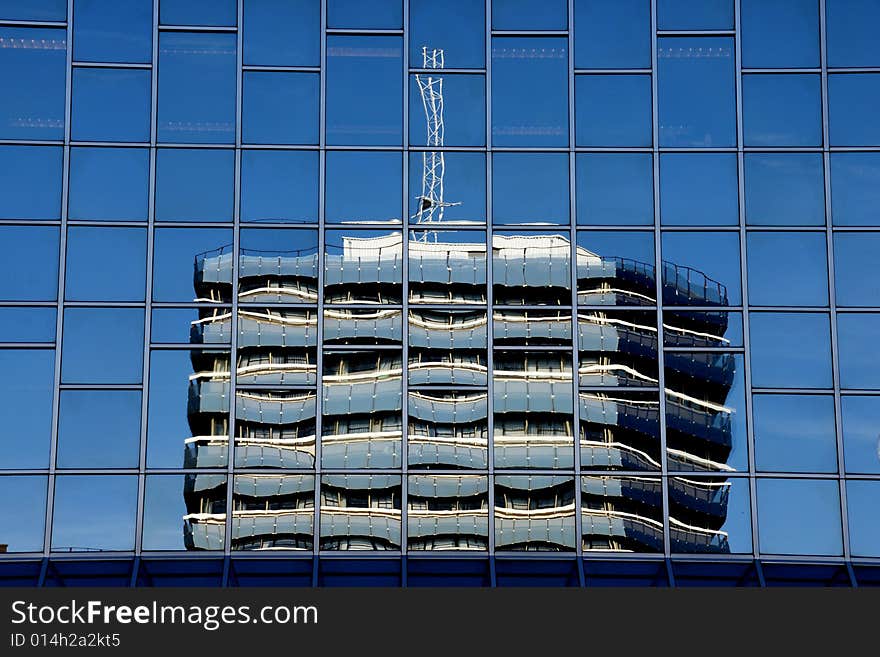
[0,0,879,586]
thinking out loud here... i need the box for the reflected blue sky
[753,394,837,473]
[749,313,832,389]
[493,153,568,225]
[0,226,59,301]
[826,0,880,67]
[577,153,653,226]
[65,227,147,302]
[745,153,825,226]
[74,0,151,64]
[61,308,144,384]
[837,314,880,390]
[830,153,880,226]
[329,0,402,29]
[72,68,151,143]
[0,476,47,552]
[658,0,733,30]
[746,232,828,307]
[52,476,138,552]
[576,75,652,147]
[244,72,319,145]
[244,0,319,66]
[743,74,822,147]
[661,232,741,305]
[327,152,401,223]
[757,478,842,556]
[0,307,55,343]
[842,396,880,475]
[152,228,232,302]
[847,480,880,557]
[58,390,141,469]
[160,0,236,26]
[829,74,880,147]
[410,0,484,69]
[241,150,318,224]
[494,0,566,29]
[70,147,149,221]
[741,0,819,68]
[575,0,650,69]
[408,152,486,223]
[156,148,234,222]
[0,146,62,220]
[409,74,485,147]
[0,350,54,469]
[834,233,880,307]
[0,1,65,21]
[660,154,738,226]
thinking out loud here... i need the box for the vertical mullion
[485,0,496,558]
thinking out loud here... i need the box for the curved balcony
[493,375,573,413]
[323,309,402,344]
[408,436,488,469]
[319,508,402,549]
[407,362,488,387]
[236,311,318,349]
[236,390,316,425]
[234,437,316,469]
[184,436,229,469]
[662,262,728,307]
[494,437,575,470]
[321,433,402,469]
[408,510,489,546]
[408,313,487,350]
[578,316,658,362]
[581,509,664,552]
[494,505,577,551]
[323,374,403,415]
[407,392,488,424]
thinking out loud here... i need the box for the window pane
[326,152,402,224]
[243,0,319,66]
[0,27,66,140]
[72,68,151,142]
[826,0,880,67]
[73,0,152,63]
[410,0,484,69]
[52,476,138,551]
[327,36,402,146]
[660,154,738,226]
[57,390,141,468]
[829,74,880,146]
[239,227,319,305]
[753,394,837,473]
[328,0,402,28]
[664,311,743,348]
[493,0,566,29]
[492,37,568,147]
[409,230,486,302]
[493,153,569,225]
[749,312,831,388]
[757,479,842,556]
[847,481,880,557]
[243,72,319,145]
[830,153,880,227]
[577,230,655,306]
[575,74,651,147]
[408,152,486,224]
[158,32,236,144]
[743,74,822,147]
[152,307,231,345]
[576,153,653,226]
[155,148,234,222]
[746,232,828,306]
[0,226,59,301]
[842,396,880,474]
[0,307,56,343]
[834,233,880,306]
[0,476,46,552]
[153,228,233,302]
[325,230,403,304]
[837,314,880,390]
[0,349,54,469]
[0,145,62,220]
[0,1,65,20]
[658,0,733,30]
[574,0,650,69]
[670,477,752,554]
[583,476,661,551]
[65,227,147,302]
[745,153,825,226]
[658,37,735,147]
[241,150,318,224]
[143,474,227,550]
[741,0,819,68]
[61,308,144,384]
[579,391,659,471]
[160,0,236,26]
[69,147,149,221]
[320,475,402,550]
[495,476,575,551]
[409,74,485,147]
[661,232,741,306]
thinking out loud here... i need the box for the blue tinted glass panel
[72,68,151,142]
[658,37,735,147]
[660,154,738,226]
[741,0,819,68]
[0,27,66,140]
[243,0,319,66]
[834,233,880,307]
[493,153,569,225]
[69,147,149,221]
[0,349,53,469]
[144,475,226,550]
[663,311,744,347]
[0,1,65,20]
[57,390,141,468]
[757,478,842,556]
[658,0,733,29]
[669,477,752,554]
[73,0,152,63]
[158,32,236,144]
[837,314,880,390]
[0,307,55,342]
[575,75,651,147]
[328,0,402,28]
[155,149,234,222]
[576,154,653,226]
[0,476,46,551]
[745,154,825,226]
[241,150,319,224]
[160,0,236,26]
[152,308,231,345]
[746,232,828,306]
[493,0,566,29]
[749,313,832,388]
[492,37,568,147]
[826,0,880,67]
[327,151,402,224]
[0,145,62,219]
[61,308,144,384]
[753,394,837,473]
[743,74,822,146]
[0,226,59,301]
[408,152,486,224]
[574,0,650,69]
[847,480,880,557]
[661,232,741,306]
[52,476,138,551]
[829,74,880,146]
[153,228,232,302]
[409,74,485,147]
[842,396,880,474]
[327,36,402,146]
[830,153,880,226]
[243,72,319,145]
[65,227,147,302]
[410,0,484,69]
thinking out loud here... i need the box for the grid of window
[1,0,879,587]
